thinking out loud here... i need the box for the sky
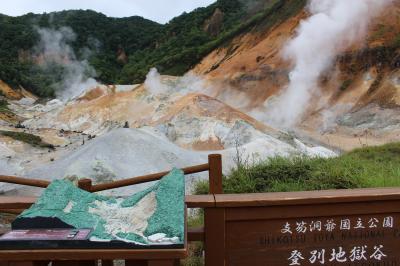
[0,0,217,24]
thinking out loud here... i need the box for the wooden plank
[0,249,187,261]
[0,261,49,266]
[0,197,36,210]
[208,154,222,194]
[33,263,50,266]
[214,187,400,207]
[53,261,96,266]
[0,209,25,214]
[214,192,400,265]
[6,263,35,266]
[125,260,147,266]
[187,227,205,242]
[185,195,215,208]
[148,260,179,266]
[90,163,209,192]
[225,211,400,265]
[225,199,400,221]
[8,263,34,266]
[204,208,225,266]
[100,260,113,266]
[0,176,50,188]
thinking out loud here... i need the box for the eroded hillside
[193,0,400,150]
[0,0,398,195]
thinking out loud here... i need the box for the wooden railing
[0,154,223,243]
[5,154,400,265]
[0,175,50,188]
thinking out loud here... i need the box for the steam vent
[12,169,185,248]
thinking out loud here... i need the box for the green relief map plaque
[12,169,185,247]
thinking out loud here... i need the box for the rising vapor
[267,0,392,129]
[34,27,99,101]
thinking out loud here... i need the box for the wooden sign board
[202,189,400,266]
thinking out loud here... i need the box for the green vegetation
[394,34,400,48]
[0,10,162,97]
[0,0,307,97]
[339,79,353,91]
[0,99,12,114]
[0,130,54,149]
[187,143,400,265]
[195,143,400,194]
[182,214,205,266]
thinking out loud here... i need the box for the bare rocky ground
[0,80,335,196]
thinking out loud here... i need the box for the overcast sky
[0,0,217,24]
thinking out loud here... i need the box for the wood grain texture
[185,195,215,208]
[100,260,113,266]
[0,249,187,261]
[125,260,147,266]
[208,154,222,194]
[0,176,49,188]
[0,197,36,210]
[187,227,205,242]
[214,187,400,207]
[52,261,96,266]
[204,208,225,266]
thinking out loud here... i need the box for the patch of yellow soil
[0,80,23,100]
[77,86,107,101]
[0,112,20,124]
[192,138,224,151]
[151,93,280,136]
[56,85,156,130]
[194,1,400,111]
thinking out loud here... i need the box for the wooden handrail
[0,175,50,188]
[90,163,210,192]
[0,154,222,193]
[0,196,37,210]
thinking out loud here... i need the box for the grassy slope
[195,143,400,194]
[0,130,54,149]
[0,99,12,114]
[186,143,400,265]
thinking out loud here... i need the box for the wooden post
[204,208,225,266]
[77,179,92,192]
[208,154,222,194]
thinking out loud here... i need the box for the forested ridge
[0,0,283,97]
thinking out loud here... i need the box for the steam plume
[144,68,207,95]
[267,0,392,129]
[144,68,251,109]
[34,27,99,101]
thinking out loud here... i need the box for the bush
[339,79,352,91]
[0,130,55,149]
[194,143,400,195]
[0,99,13,114]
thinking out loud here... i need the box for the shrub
[0,130,55,149]
[194,142,400,195]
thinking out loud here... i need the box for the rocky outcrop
[203,8,224,37]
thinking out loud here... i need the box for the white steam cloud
[34,27,99,101]
[266,0,392,129]
[144,67,211,96]
[144,68,251,110]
